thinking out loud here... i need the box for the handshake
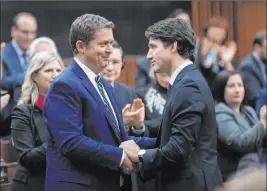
[119,140,143,175]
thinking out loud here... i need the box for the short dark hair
[112,40,126,69]
[145,18,196,62]
[69,14,115,54]
[253,30,266,47]
[168,8,190,19]
[211,70,247,105]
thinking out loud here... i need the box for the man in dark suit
[125,18,223,191]
[44,14,156,191]
[135,8,191,90]
[239,30,266,108]
[2,12,37,101]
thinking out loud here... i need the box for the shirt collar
[12,39,29,57]
[74,57,98,83]
[169,62,193,85]
[253,52,264,65]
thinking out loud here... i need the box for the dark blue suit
[140,64,223,191]
[44,60,155,191]
[239,54,266,108]
[2,42,26,101]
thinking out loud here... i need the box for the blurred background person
[239,30,266,109]
[167,8,191,25]
[10,52,64,191]
[2,12,37,102]
[214,167,266,191]
[212,70,266,182]
[256,88,266,119]
[136,70,169,138]
[29,37,59,58]
[1,42,14,138]
[100,41,147,137]
[135,8,191,90]
[195,16,237,87]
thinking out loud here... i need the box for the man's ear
[76,40,86,54]
[171,41,177,54]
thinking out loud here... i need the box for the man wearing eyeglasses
[2,12,37,101]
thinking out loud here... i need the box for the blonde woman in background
[10,52,64,191]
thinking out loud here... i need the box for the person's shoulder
[239,55,254,69]
[12,103,32,118]
[2,41,14,57]
[215,102,233,113]
[50,66,79,89]
[243,105,257,115]
[115,82,134,91]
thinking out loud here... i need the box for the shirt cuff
[120,150,125,167]
[131,124,146,135]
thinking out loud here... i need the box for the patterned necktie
[95,76,122,142]
[22,51,28,70]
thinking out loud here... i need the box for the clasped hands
[119,140,141,175]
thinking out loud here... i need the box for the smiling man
[125,18,223,191]
[44,14,155,191]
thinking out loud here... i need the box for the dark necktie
[95,76,122,142]
[22,51,28,70]
[167,84,173,96]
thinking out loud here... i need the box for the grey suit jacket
[215,103,265,181]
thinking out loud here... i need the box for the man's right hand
[121,151,136,175]
[120,140,140,162]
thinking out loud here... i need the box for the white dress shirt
[169,62,193,86]
[74,58,125,182]
[75,58,119,126]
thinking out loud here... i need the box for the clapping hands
[122,98,145,129]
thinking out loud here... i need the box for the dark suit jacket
[2,42,27,101]
[10,104,47,191]
[140,64,223,191]
[215,103,265,181]
[135,58,155,89]
[239,54,266,108]
[44,60,155,191]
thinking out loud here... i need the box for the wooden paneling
[236,1,267,60]
[116,56,138,87]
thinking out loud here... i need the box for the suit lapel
[157,64,197,145]
[102,80,128,141]
[32,108,46,143]
[71,60,126,142]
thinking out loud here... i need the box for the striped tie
[95,76,122,142]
